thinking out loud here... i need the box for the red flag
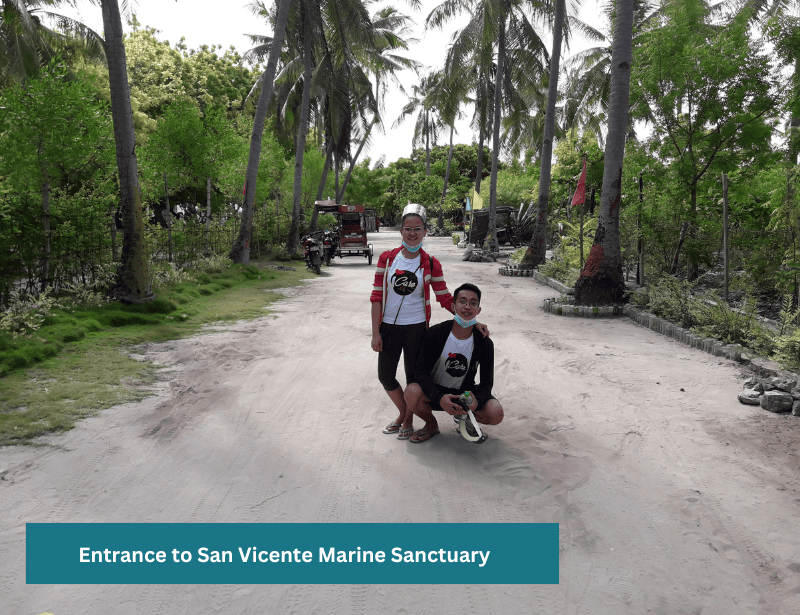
[571,159,587,207]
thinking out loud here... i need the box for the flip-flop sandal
[382,422,402,434]
[409,428,440,444]
[397,426,414,440]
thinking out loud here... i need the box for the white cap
[401,203,427,223]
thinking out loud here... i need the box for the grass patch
[0,261,309,446]
[0,345,157,445]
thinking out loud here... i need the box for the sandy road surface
[2,231,800,614]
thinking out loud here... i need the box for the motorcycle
[301,233,323,274]
[322,229,339,266]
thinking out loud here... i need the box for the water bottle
[457,391,472,415]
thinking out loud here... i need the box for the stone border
[540,298,744,362]
[499,265,572,294]
[498,266,533,277]
[518,269,746,363]
[623,305,743,361]
[542,299,624,318]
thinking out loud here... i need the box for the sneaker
[464,418,479,438]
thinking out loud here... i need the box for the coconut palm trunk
[573,0,633,305]
[339,122,372,202]
[100,0,153,303]
[230,0,291,264]
[488,20,506,252]
[527,0,565,267]
[286,4,315,254]
[205,176,212,255]
[441,123,455,203]
[309,141,333,232]
[425,111,431,176]
[475,67,489,196]
[40,173,50,292]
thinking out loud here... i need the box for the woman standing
[370,204,486,439]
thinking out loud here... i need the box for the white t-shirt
[383,253,425,325]
[431,331,474,389]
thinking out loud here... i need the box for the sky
[56,0,607,166]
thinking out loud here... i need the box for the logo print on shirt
[391,269,419,296]
[444,352,468,377]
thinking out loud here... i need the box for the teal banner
[27,523,558,585]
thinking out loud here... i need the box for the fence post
[722,172,729,303]
[164,172,173,263]
[205,177,212,256]
[638,171,644,286]
[579,202,584,268]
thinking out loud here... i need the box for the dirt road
[2,231,800,614]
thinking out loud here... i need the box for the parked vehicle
[301,233,323,274]
[313,200,374,265]
[322,229,339,266]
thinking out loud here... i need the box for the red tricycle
[314,201,374,265]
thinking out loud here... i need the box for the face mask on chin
[402,240,421,253]
[454,313,478,328]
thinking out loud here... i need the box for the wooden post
[579,202,584,268]
[163,172,172,263]
[638,171,644,286]
[110,202,118,261]
[205,177,212,256]
[722,172,729,303]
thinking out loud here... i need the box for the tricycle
[314,200,374,265]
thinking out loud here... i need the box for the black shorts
[377,321,427,391]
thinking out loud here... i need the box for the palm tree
[527,0,566,264]
[99,0,153,302]
[230,0,292,264]
[277,0,378,254]
[573,0,634,305]
[427,0,549,249]
[337,5,420,204]
[0,0,104,86]
[559,0,656,141]
[394,70,443,177]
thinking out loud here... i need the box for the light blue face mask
[454,313,478,328]
[402,240,422,253]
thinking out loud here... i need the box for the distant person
[370,205,488,440]
[375,218,380,232]
[404,283,503,443]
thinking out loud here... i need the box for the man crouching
[404,283,504,443]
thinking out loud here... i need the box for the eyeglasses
[402,227,424,233]
[457,298,479,307]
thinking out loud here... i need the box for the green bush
[539,259,579,287]
[638,275,698,329]
[775,329,800,367]
[0,289,62,336]
[508,247,528,265]
[272,245,292,261]
[691,293,762,346]
[196,253,233,274]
